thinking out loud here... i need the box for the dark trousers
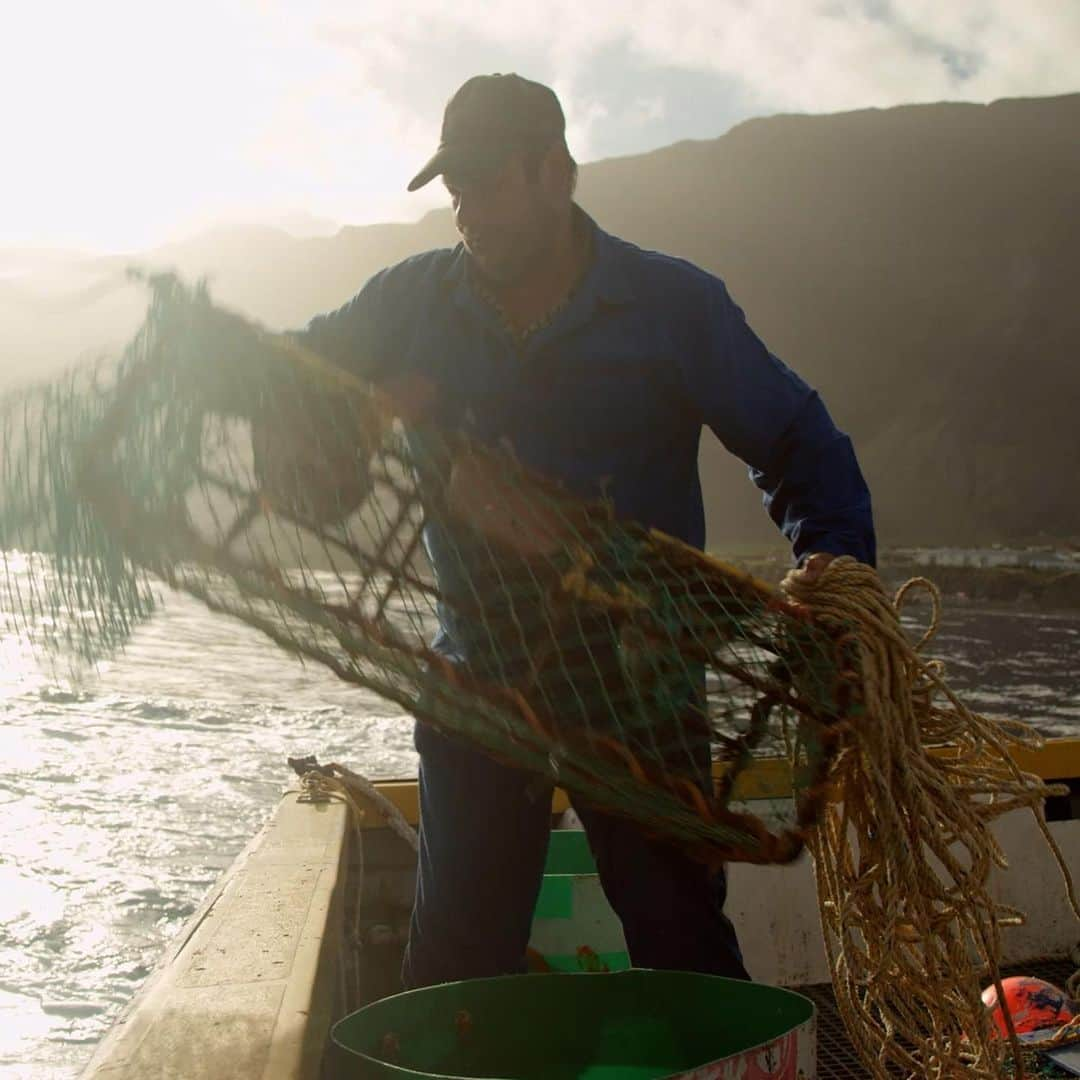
[402,721,750,989]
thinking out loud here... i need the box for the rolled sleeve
[680,278,876,566]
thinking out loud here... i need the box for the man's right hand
[251,401,373,526]
[250,371,438,528]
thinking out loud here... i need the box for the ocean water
[1,572,1078,1078]
[0,579,415,1080]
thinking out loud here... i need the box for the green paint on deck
[544,830,598,875]
[534,876,575,919]
[532,831,629,968]
[534,831,599,921]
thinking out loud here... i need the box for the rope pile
[785,559,1080,1078]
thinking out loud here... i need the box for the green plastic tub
[331,970,815,1078]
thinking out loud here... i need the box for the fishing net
[2,273,1077,1078]
[0,273,850,865]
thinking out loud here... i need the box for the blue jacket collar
[439,206,635,310]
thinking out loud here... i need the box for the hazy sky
[3,0,1077,253]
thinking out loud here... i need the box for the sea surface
[0,572,1078,1078]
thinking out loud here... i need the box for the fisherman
[281,74,876,989]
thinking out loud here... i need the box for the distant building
[899,547,1077,571]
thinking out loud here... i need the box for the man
[292,73,875,988]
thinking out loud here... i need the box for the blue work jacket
[300,211,875,573]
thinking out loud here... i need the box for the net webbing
[4,274,1077,1079]
[0,273,849,865]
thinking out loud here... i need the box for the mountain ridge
[3,91,1078,549]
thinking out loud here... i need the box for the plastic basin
[331,970,815,1078]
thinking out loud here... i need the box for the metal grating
[798,956,1078,1079]
[796,980,902,1078]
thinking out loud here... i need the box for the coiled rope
[296,761,418,854]
[784,557,1080,1078]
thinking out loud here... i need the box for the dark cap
[407,74,565,192]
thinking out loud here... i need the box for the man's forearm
[751,397,876,567]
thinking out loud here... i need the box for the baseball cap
[407,74,566,192]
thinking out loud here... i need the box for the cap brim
[406,141,517,192]
[406,149,448,193]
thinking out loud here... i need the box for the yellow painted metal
[1007,738,1080,780]
[356,737,1080,829]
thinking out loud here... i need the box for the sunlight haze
[3,0,1078,253]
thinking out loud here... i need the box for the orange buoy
[982,976,1076,1037]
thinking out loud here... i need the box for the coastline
[726,547,1080,614]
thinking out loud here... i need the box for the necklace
[473,226,594,345]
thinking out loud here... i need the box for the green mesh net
[1,274,856,864]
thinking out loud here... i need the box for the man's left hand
[782,552,836,590]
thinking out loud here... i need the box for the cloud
[1,0,1076,249]
[313,0,1080,159]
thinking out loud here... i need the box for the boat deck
[803,955,1078,1079]
[343,817,1080,1079]
[80,743,1080,1079]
